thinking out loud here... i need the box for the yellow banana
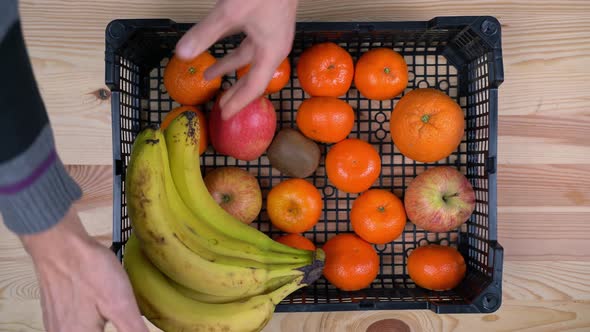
[124,233,306,332]
[158,123,314,265]
[164,112,305,255]
[168,275,299,304]
[126,128,307,297]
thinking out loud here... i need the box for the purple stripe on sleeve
[0,149,57,194]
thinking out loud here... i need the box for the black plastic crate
[105,16,504,314]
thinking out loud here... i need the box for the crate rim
[105,16,504,314]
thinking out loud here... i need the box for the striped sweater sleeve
[0,2,82,234]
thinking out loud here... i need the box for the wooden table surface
[1,0,589,331]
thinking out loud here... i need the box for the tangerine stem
[421,114,430,124]
[188,66,196,74]
[384,67,390,74]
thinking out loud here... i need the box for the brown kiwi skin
[267,128,321,178]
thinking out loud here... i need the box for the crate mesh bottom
[113,26,494,308]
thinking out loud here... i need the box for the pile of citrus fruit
[159,40,474,293]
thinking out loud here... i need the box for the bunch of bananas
[124,112,325,332]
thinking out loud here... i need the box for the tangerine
[322,233,379,291]
[390,88,465,162]
[163,52,221,105]
[351,189,406,244]
[325,138,381,193]
[266,179,323,233]
[297,42,354,97]
[275,234,316,251]
[407,244,466,291]
[296,96,355,143]
[237,57,291,95]
[354,48,408,100]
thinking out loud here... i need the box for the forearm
[0,3,82,234]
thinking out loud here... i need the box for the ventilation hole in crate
[417,237,430,247]
[323,185,335,197]
[407,71,415,83]
[374,111,387,123]
[438,80,449,91]
[404,246,414,258]
[375,243,388,253]
[417,80,429,88]
[374,129,387,141]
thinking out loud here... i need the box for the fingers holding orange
[266,179,323,233]
[351,189,406,244]
[297,42,354,97]
[163,52,221,105]
[354,48,408,100]
[326,139,381,193]
[322,234,379,291]
[296,97,355,143]
[237,58,291,95]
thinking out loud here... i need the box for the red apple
[203,167,262,224]
[209,96,277,161]
[404,166,475,232]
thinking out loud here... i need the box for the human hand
[20,208,148,332]
[175,0,298,119]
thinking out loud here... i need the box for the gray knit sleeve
[0,126,82,234]
[0,1,83,234]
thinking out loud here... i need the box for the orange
[296,97,355,143]
[407,244,466,291]
[322,233,379,291]
[163,52,221,105]
[296,42,354,97]
[390,88,465,162]
[325,138,381,193]
[160,106,208,155]
[237,58,291,95]
[266,179,323,233]
[275,234,316,251]
[350,189,406,244]
[354,48,408,100]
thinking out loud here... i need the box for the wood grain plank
[0,259,588,331]
[498,136,590,165]
[497,115,590,165]
[498,211,590,261]
[17,0,590,164]
[263,301,590,332]
[498,164,590,207]
[499,115,589,149]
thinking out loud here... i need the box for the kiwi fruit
[267,128,321,178]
